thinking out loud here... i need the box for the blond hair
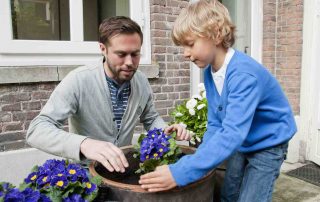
[172,0,235,49]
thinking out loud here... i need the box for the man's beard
[105,56,136,83]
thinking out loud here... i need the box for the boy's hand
[164,124,191,141]
[80,138,129,173]
[139,165,177,192]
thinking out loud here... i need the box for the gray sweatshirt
[26,61,166,160]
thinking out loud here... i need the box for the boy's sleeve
[169,73,260,186]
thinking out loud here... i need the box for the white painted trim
[0,148,63,186]
[70,0,84,41]
[286,116,301,163]
[191,63,201,96]
[300,0,320,165]
[250,0,263,63]
[130,0,152,64]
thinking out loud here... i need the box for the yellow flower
[56,181,64,187]
[86,182,92,189]
[69,169,76,175]
[31,175,37,181]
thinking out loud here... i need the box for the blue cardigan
[169,50,297,186]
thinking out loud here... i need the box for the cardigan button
[218,106,223,111]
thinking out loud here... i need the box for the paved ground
[273,163,320,202]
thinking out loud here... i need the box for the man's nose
[124,55,133,66]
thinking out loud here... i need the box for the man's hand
[80,138,129,173]
[139,165,177,192]
[164,124,191,141]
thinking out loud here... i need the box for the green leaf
[137,134,146,144]
[91,176,102,186]
[19,182,30,191]
[84,190,99,201]
[30,165,39,173]
[48,187,62,202]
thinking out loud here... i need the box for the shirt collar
[212,48,235,78]
[104,70,130,89]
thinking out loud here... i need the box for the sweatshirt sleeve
[26,71,87,160]
[169,73,260,186]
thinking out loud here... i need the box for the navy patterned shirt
[105,74,131,131]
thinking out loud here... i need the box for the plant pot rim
[89,145,215,193]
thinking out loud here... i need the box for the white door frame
[300,0,320,165]
[191,0,263,95]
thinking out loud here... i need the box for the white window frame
[0,0,151,66]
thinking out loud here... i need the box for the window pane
[83,0,130,41]
[11,0,70,40]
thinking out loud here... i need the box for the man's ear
[99,43,107,53]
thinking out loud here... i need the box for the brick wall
[0,83,57,151]
[149,0,190,122]
[262,0,303,114]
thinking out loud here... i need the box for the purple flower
[36,174,51,188]
[84,181,97,194]
[63,194,88,202]
[50,176,68,189]
[139,128,171,162]
[24,172,38,184]
[22,187,41,202]
[4,188,24,201]
[66,164,84,182]
[39,194,51,202]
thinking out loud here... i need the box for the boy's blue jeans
[220,142,288,202]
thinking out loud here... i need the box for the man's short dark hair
[99,16,143,46]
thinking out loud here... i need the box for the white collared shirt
[211,48,235,95]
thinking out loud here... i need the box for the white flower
[197,103,206,110]
[202,91,206,98]
[186,98,197,109]
[198,83,205,93]
[196,136,202,142]
[189,108,195,116]
[192,94,203,100]
[175,112,183,117]
[189,130,195,136]
[179,122,187,128]
[190,138,196,145]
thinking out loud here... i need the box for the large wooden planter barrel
[89,145,216,202]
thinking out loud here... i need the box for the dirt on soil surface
[95,151,141,185]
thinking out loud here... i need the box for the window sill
[0,64,159,84]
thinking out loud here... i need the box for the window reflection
[11,0,70,40]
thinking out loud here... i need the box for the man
[27,16,188,173]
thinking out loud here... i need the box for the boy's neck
[211,47,228,72]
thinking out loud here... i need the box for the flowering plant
[0,159,101,202]
[133,128,182,174]
[171,83,207,145]
[0,182,50,202]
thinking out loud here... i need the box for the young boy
[139,1,297,201]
